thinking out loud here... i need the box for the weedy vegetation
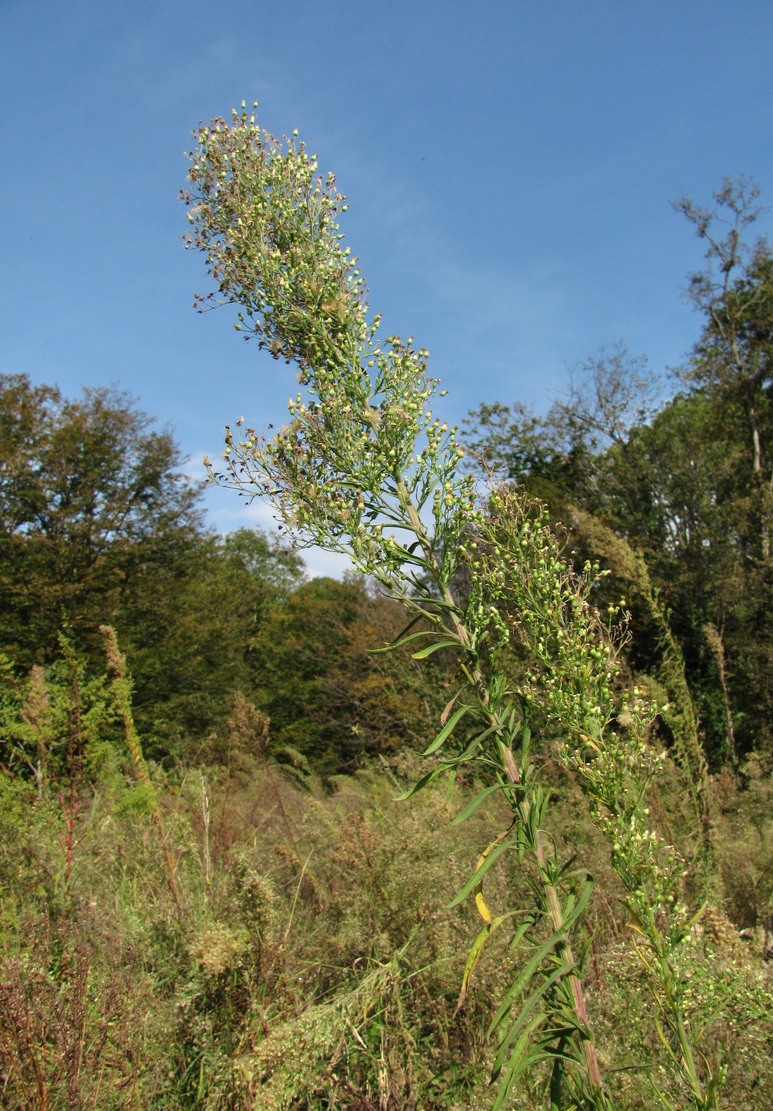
[0,110,770,1110]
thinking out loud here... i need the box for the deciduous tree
[0,374,202,669]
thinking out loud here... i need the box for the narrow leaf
[447,828,514,909]
[475,888,493,924]
[395,763,451,800]
[560,876,594,932]
[494,959,574,1065]
[369,627,437,654]
[422,703,471,755]
[491,1017,548,1109]
[489,931,569,1034]
[440,687,463,726]
[451,782,503,825]
[412,638,461,659]
[453,911,518,1017]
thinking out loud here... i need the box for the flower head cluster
[468,486,691,935]
[185,107,476,594]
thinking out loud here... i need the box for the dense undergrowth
[0,649,770,1109]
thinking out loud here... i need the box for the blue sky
[3,0,773,574]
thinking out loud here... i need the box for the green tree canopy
[0,374,203,668]
[0,375,315,757]
[247,575,439,775]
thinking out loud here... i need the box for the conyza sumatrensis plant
[182,105,721,1110]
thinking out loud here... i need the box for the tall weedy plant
[182,106,722,1109]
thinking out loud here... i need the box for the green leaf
[369,626,435,654]
[454,910,519,1017]
[451,782,503,825]
[509,917,535,951]
[491,1016,549,1110]
[395,762,453,800]
[447,828,514,909]
[411,638,461,660]
[387,542,431,568]
[493,960,574,1078]
[489,931,570,1034]
[422,703,471,755]
[559,876,594,932]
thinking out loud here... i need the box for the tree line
[2,180,769,776]
[0,374,437,773]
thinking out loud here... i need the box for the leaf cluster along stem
[398,478,605,1097]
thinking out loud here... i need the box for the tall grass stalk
[100,625,183,917]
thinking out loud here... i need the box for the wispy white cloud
[200,481,355,581]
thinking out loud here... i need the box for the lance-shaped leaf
[447,825,515,909]
[491,1020,550,1111]
[557,876,595,933]
[439,686,463,726]
[454,910,522,1018]
[492,959,575,1099]
[450,781,504,825]
[422,702,472,755]
[412,637,462,660]
[489,929,572,1036]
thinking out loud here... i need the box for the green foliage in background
[465,181,773,765]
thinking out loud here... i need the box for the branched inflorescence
[183,106,723,1110]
